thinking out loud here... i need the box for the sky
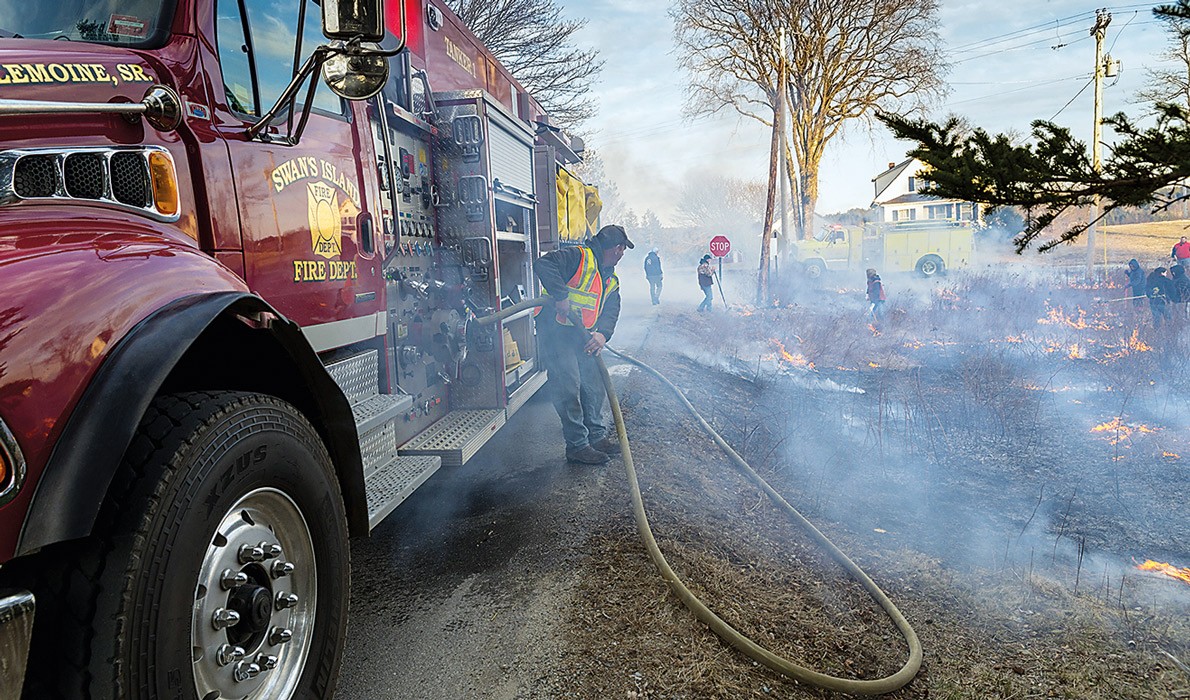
[556,0,1177,224]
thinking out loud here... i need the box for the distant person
[1171,235,1190,272]
[866,268,886,326]
[697,254,715,312]
[644,248,663,305]
[1171,265,1190,320]
[1146,266,1174,328]
[1126,259,1147,308]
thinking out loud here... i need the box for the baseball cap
[595,224,634,249]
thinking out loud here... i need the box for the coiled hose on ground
[477,298,922,695]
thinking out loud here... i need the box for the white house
[871,158,981,224]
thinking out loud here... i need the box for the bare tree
[672,0,947,247]
[674,173,766,232]
[445,0,603,129]
[1138,8,1190,109]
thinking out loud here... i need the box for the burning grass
[554,266,1190,697]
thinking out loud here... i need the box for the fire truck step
[352,393,414,436]
[398,409,506,468]
[506,369,547,418]
[324,350,382,407]
[364,455,442,529]
[359,419,398,479]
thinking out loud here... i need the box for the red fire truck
[0,0,591,696]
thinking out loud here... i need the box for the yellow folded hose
[477,299,922,695]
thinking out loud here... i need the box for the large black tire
[21,391,350,699]
[804,260,825,279]
[916,255,945,278]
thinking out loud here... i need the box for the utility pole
[777,27,790,285]
[1087,8,1111,282]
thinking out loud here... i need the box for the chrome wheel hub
[193,488,316,699]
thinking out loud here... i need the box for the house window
[908,209,917,220]
[892,210,900,222]
[908,176,916,192]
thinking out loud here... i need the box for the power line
[943,74,1088,108]
[1050,77,1095,120]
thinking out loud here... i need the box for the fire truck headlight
[148,150,179,217]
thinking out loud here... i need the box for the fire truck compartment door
[487,121,534,197]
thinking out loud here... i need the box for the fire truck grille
[2,147,176,221]
[110,152,150,207]
[64,153,106,200]
[13,156,58,198]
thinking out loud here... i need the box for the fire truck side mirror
[321,0,385,42]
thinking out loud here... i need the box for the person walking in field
[697,254,715,312]
[644,248,663,305]
[1171,235,1190,272]
[1170,264,1190,320]
[1126,259,1147,309]
[866,268,886,326]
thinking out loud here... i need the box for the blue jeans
[698,285,713,311]
[648,276,663,304]
[538,322,607,451]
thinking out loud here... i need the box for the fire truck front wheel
[803,260,825,279]
[29,391,350,699]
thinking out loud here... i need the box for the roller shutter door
[488,121,534,195]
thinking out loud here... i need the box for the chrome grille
[0,146,177,221]
[13,156,57,198]
[64,153,105,200]
[110,152,150,207]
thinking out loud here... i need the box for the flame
[1163,451,1181,460]
[933,288,961,303]
[1136,560,1190,585]
[1068,343,1084,359]
[868,324,881,335]
[1037,304,1113,331]
[1090,418,1158,445]
[868,362,880,368]
[904,339,924,350]
[769,339,814,369]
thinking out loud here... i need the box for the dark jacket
[1171,265,1190,303]
[1146,270,1174,301]
[1127,259,1146,293]
[644,252,662,278]
[867,275,886,303]
[533,241,621,341]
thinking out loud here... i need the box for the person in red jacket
[533,224,632,464]
[1171,235,1190,272]
[866,268,886,326]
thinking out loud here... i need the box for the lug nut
[269,626,293,645]
[271,561,295,578]
[233,661,262,682]
[261,542,283,559]
[216,644,246,666]
[256,653,279,670]
[238,544,265,564]
[220,568,249,590]
[212,608,241,630]
[275,592,299,610]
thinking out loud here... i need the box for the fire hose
[476,298,922,695]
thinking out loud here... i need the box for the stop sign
[709,235,731,257]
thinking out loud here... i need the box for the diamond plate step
[325,350,379,406]
[399,409,506,467]
[365,455,442,529]
[353,393,413,436]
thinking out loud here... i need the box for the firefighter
[1146,266,1174,329]
[866,268,887,326]
[534,224,633,464]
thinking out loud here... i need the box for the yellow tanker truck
[791,220,975,278]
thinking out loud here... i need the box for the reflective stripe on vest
[535,246,610,328]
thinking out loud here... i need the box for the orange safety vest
[535,246,619,328]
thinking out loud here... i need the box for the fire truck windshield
[0,1,176,48]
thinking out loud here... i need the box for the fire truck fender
[17,292,368,556]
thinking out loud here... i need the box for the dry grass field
[1000,219,1190,271]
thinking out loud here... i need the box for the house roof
[871,158,915,202]
[872,158,914,182]
[883,192,933,205]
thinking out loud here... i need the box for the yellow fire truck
[792,220,975,278]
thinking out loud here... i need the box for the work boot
[566,445,610,465]
[591,436,619,454]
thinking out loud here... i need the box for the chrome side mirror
[322,42,389,100]
[322,0,384,42]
